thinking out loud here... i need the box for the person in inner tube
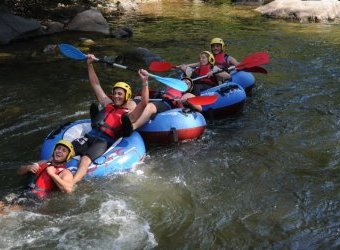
[178,51,230,96]
[210,37,238,69]
[71,54,149,184]
[0,140,75,215]
[120,76,202,137]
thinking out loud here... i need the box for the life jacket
[193,64,217,86]
[214,52,230,70]
[30,162,66,198]
[92,104,128,139]
[162,87,184,108]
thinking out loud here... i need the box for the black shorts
[152,100,173,113]
[72,135,109,161]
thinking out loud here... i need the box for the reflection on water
[0,0,339,249]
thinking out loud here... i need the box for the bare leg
[129,99,147,123]
[132,103,157,130]
[73,155,92,184]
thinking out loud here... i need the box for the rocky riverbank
[1,0,339,46]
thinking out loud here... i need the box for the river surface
[0,1,339,249]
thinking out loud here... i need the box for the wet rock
[132,47,163,65]
[112,26,133,39]
[79,38,95,46]
[66,8,110,35]
[0,5,41,45]
[43,44,57,54]
[256,0,340,22]
[42,21,64,34]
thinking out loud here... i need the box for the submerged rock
[112,27,133,39]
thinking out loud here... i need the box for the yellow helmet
[201,51,215,65]
[54,140,75,161]
[210,37,225,48]
[112,82,132,101]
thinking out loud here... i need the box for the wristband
[33,162,39,167]
[142,82,148,87]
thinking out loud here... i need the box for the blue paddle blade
[149,73,188,92]
[58,44,87,61]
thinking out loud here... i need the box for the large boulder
[256,0,340,22]
[0,5,41,45]
[66,8,110,35]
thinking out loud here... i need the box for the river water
[0,1,339,249]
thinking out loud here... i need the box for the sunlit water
[0,1,339,249]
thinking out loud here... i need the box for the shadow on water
[0,0,339,249]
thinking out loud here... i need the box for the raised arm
[128,69,149,123]
[227,56,239,66]
[87,54,112,106]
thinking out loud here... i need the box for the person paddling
[210,37,239,70]
[121,76,202,135]
[179,51,230,95]
[71,54,149,184]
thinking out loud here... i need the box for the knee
[146,103,157,114]
[79,155,92,167]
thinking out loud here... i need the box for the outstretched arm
[212,66,231,81]
[227,56,239,66]
[46,167,74,193]
[87,54,112,106]
[17,161,46,175]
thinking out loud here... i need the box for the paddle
[235,52,270,70]
[149,95,218,106]
[241,66,267,74]
[58,44,188,92]
[149,61,177,72]
[149,51,270,74]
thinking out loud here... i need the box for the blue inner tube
[137,108,206,144]
[230,71,255,95]
[200,82,246,119]
[40,119,146,178]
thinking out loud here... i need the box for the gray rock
[256,0,340,22]
[42,21,64,34]
[66,8,110,35]
[0,5,41,45]
[112,26,133,38]
[133,47,163,65]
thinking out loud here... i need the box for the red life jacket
[214,52,230,70]
[162,87,183,107]
[193,64,217,86]
[32,162,66,198]
[93,104,128,139]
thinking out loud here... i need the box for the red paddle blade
[237,52,270,70]
[187,95,218,106]
[243,66,268,74]
[149,61,175,72]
